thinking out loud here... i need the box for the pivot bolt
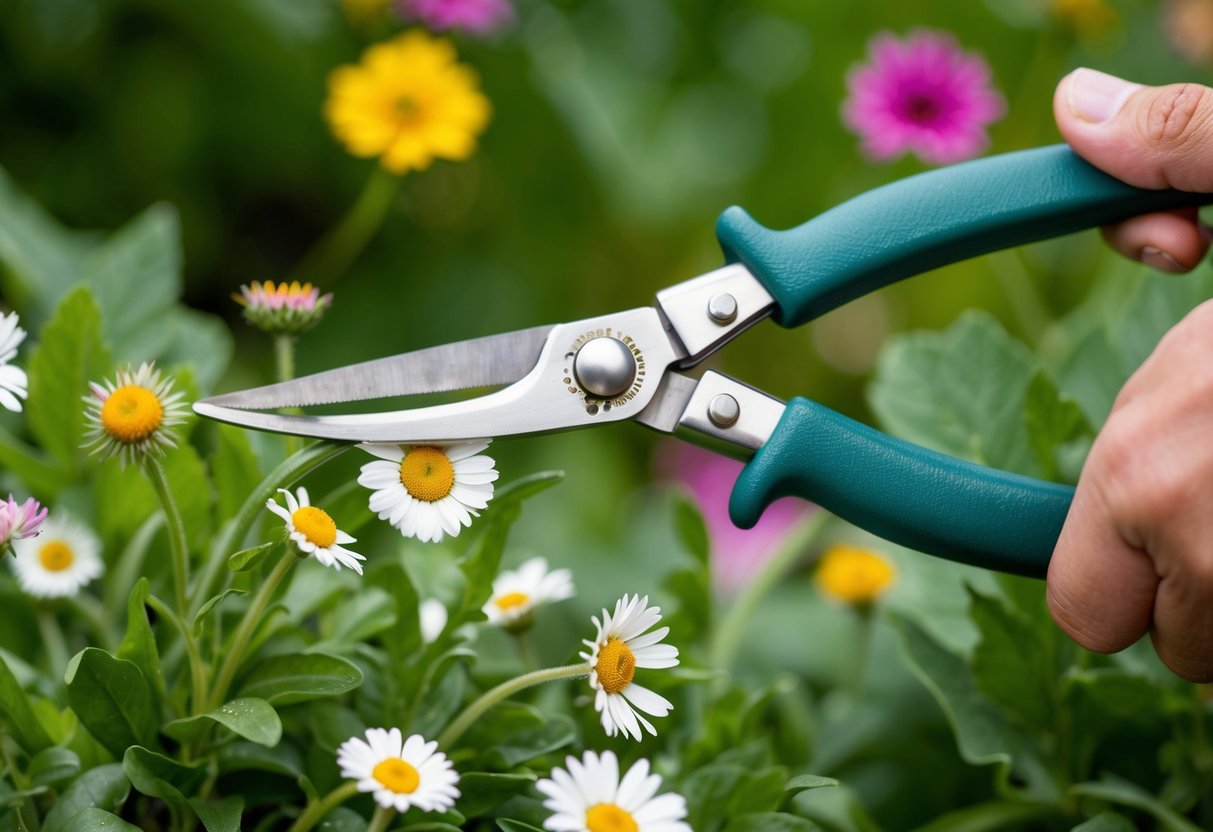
[573,336,637,399]
[707,292,738,324]
[708,393,740,428]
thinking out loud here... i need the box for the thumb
[1055,69,1213,192]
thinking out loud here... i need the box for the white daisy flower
[579,594,679,741]
[420,598,448,643]
[266,487,365,574]
[83,362,187,467]
[536,750,691,832]
[357,441,498,544]
[336,727,460,813]
[483,556,575,628]
[10,514,103,599]
[0,311,28,412]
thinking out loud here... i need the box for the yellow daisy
[815,544,895,605]
[325,30,491,174]
[83,363,187,467]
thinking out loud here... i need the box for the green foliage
[64,649,159,759]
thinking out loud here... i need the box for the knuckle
[1047,582,1130,653]
[1142,84,1213,154]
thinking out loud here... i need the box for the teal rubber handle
[717,144,1213,327]
[730,399,1074,577]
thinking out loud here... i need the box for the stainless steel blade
[202,325,554,410]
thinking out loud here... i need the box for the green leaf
[0,425,70,495]
[211,426,262,523]
[683,764,792,830]
[156,308,233,391]
[28,747,81,787]
[482,715,577,770]
[368,561,421,661]
[781,774,837,804]
[722,813,821,832]
[496,821,545,832]
[164,697,282,747]
[1024,371,1093,483]
[1070,775,1203,832]
[672,489,710,566]
[967,587,1055,732]
[228,542,276,573]
[0,651,52,752]
[116,578,165,706]
[193,589,247,637]
[163,442,213,555]
[456,772,537,818]
[308,807,366,831]
[238,652,363,704]
[64,647,158,758]
[327,587,395,645]
[216,740,304,778]
[60,809,142,832]
[123,746,206,827]
[41,764,130,832]
[490,470,565,510]
[869,310,1038,475]
[1071,812,1137,832]
[188,796,244,832]
[913,800,1062,832]
[26,286,112,469]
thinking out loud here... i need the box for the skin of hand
[1050,69,1213,681]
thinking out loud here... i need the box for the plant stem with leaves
[437,662,591,748]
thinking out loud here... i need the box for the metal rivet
[708,393,740,428]
[573,336,637,399]
[707,292,738,324]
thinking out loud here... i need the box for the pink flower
[842,30,1005,166]
[658,443,811,592]
[393,0,513,35]
[0,495,47,548]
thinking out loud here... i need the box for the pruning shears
[194,145,1213,578]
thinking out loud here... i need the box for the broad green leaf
[156,307,233,391]
[869,311,1038,475]
[327,587,395,645]
[0,425,70,495]
[228,542,275,573]
[164,697,282,747]
[782,774,838,804]
[482,715,577,770]
[26,286,112,469]
[496,821,545,832]
[671,489,710,566]
[122,746,206,828]
[211,425,262,523]
[41,764,130,832]
[1072,812,1137,832]
[163,442,213,555]
[92,465,158,555]
[456,772,537,818]
[1070,776,1203,832]
[308,807,367,831]
[967,588,1055,732]
[489,470,565,511]
[1023,371,1093,484]
[188,796,244,832]
[722,813,821,832]
[0,651,52,751]
[64,647,158,758]
[28,747,81,787]
[116,579,165,706]
[368,561,421,661]
[683,763,790,831]
[60,809,141,832]
[193,589,247,638]
[217,740,304,778]
[238,652,363,704]
[914,800,1063,832]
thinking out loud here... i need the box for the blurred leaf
[496,821,545,832]
[158,307,233,392]
[672,489,710,566]
[914,800,1062,832]
[1070,775,1203,832]
[782,774,838,803]
[116,578,165,707]
[228,542,276,573]
[1023,371,1093,484]
[0,426,70,495]
[92,464,157,550]
[217,740,304,778]
[193,589,247,638]
[60,809,141,832]
[188,796,244,832]
[26,286,112,470]
[308,807,366,831]
[368,561,421,662]
[683,763,790,832]
[122,746,205,828]
[28,747,81,788]
[490,470,565,510]
[328,587,395,645]
[1071,812,1137,832]
[456,772,537,818]
[41,764,130,832]
[164,442,213,555]
[722,814,821,832]
[0,651,52,752]
[164,697,282,747]
[211,426,261,523]
[482,715,577,770]
[968,587,1054,732]
[64,648,158,759]
[869,311,1037,475]
[238,652,363,704]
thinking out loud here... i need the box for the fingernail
[1141,245,1186,272]
[1066,68,1141,123]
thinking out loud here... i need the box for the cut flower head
[483,556,575,629]
[580,594,679,741]
[233,280,333,336]
[357,440,497,543]
[11,513,103,599]
[325,30,491,174]
[815,544,895,605]
[0,311,28,413]
[0,495,47,550]
[536,749,691,832]
[83,362,187,467]
[337,727,460,813]
[267,487,365,574]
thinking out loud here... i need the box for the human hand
[1048,69,1213,681]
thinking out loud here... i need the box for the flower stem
[208,550,297,710]
[274,334,302,456]
[710,511,832,672]
[366,808,393,832]
[847,605,876,697]
[437,663,591,748]
[144,593,208,719]
[287,781,361,832]
[35,606,68,682]
[189,441,348,617]
[289,167,400,288]
[145,456,190,613]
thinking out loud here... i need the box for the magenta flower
[393,0,513,36]
[842,30,1005,166]
[0,495,47,549]
[658,442,812,592]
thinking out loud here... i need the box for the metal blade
[203,325,554,410]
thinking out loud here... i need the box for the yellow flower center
[395,95,418,118]
[586,803,638,832]
[399,447,455,502]
[494,591,530,611]
[815,545,896,604]
[371,757,419,794]
[38,540,74,573]
[291,506,337,549]
[100,385,163,444]
[595,637,636,695]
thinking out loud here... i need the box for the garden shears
[195,145,1213,578]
